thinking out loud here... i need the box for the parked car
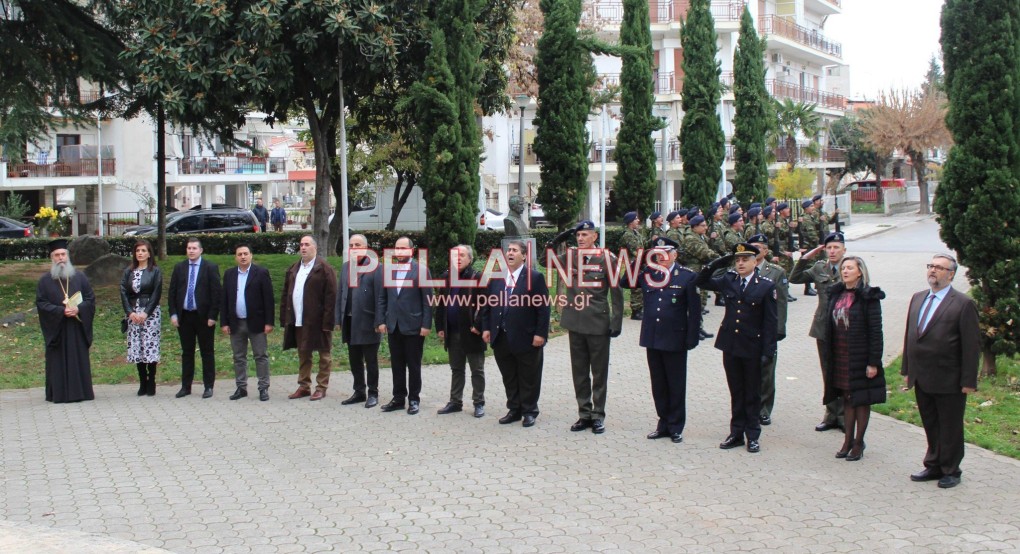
[0,216,33,238]
[123,207,260,236]
[479,209,506,231]
[530,203,551,228]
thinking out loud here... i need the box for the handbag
[121,318,128,334]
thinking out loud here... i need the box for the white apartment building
[482,0,848,221]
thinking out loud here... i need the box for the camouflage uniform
[756,259,789,421]
[619,227,646,317]
[799,211,821,249]
[708,219,728,255]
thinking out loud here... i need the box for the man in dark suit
[697,243,778,453]
[640,237,701,443]
[377,237,433,415]
[902,254,980,489]
[168,238,222,398]
[335,234,384,408]
[435,244,487,417]
[280,235,337,401]
[220,243,275,401]
[481,239,550,428]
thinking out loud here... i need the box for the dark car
[123,208,260,236]
[0,216,33,238]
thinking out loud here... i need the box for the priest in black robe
[36,239,96,403]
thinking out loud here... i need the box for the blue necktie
[186,263,197,310]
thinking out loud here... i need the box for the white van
[346,185,427,231]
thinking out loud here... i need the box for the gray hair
[506,239,528,255]
[350,234,368,245]
[50,261,76,281]
[301,235,317,247]
[841,256,870,287]
[455,244,474,262]
[933,253,958,272]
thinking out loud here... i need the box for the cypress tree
[678,0,725,211]
[938,0,1020,375]
[533,0,596,231]
[731,6,771,203]
[612,0,659,218]
[407,0,482,273]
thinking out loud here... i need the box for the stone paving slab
[2,219,1020,553]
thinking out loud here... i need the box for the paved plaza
[2,216,1020,553]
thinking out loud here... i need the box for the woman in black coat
[823,255,885,461]
[120,239,163,396]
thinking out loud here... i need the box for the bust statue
[503,195,532,239]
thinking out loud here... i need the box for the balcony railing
[590,141,616,163]
[43,90,104,108]
[510,144,541,166]
[656,72,676,94]
[653,139,681,162]
[767,79,847,110]
[179,156,286,175]
[584,0,745,25]
[6,159,116,178]
[759,15,842,58]
[594,73,621,91]
[772,146,847,163]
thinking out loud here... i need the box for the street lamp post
[599,104,608,248]
[515,94,530,199]
[655,104,672,213]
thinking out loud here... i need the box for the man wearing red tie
[902,254,980,489]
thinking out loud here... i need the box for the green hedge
[0,227,628,261]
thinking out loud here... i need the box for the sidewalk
[840,212,933,241]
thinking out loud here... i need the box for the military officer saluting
[639,237,701,443]
[747,234,789,426]
[696,243,778,453]
[558,221,624,435]
[619,211,646,320]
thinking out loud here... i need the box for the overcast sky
[826,0,944,99]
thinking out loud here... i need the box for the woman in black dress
[824,256,885,461]
[120,239,163,396]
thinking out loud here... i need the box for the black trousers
[178,310,215,388]
[646,348,688,435]
[915,381,968,477]
[349,343,380,396]
[388,327,424,402]
[493,335,543,417]
[722,352,762,441]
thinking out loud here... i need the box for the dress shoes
[647,429,671,440]
[522,415,536,427]
[804,287,818,296]
[175,388,191,398]
[498,411,522,424]
[699,328,714,340]
[341,393,367,405]
[701,309,710,315]
[719,435,745,449]
[380,399,405,412]
[630,311,642,321]
[815,421,839,432]
[407,401,420,415]
[591,419,606,434]
[259,389,269,402]
[788,295,798,302]
[910,468,944,482]
[202,387,214,399]
[845,441,865,461]
[365,396,379,408]
[670,433,683,443]
[746,440,760,453]
[937,475,961,489]
[288,388,311,399]
[759,415,772,426]
[473,405,485,418]
[437,402,463,415]
[570,419,592,432]
[229,388,248,400]
[310,390,326,401]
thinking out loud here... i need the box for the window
[203,214,231,230]
[169,214,202,233]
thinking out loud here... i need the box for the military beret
[750,202,762,210]
[623,211,638,224]
[728,213,742,225]
[747,207,761,219]
[710,202,720,212]
[666,211,681,222]
[747,233,769,245]
[733,242,760,257]
[650,236,680,251]
[689,215,706,226]
[763,205,774,218]
[719,197,731,207]
[575,220,597,232]
[677,208,689,218]
[729,205,741,214]
[812,194,823,202]
[765,196,776,205]
[801,199,814,209]
[823,231,846,245]
[650,211,662,220]
[687,208,701,219]
[777,202,790,211]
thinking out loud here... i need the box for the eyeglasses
[926,264,952,272]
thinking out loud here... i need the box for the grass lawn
[852,202,884,214]
[0,254,567,390]
[874,356,1020,460]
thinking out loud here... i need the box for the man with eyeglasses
[902,254,980,489]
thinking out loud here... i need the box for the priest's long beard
[50,262,76,281]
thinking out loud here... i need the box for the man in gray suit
[336,234,384,408]
[558,221,624,434]
[902,254,980,489]
[377,237,433,415]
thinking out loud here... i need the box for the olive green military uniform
[708,220,727,255]
[682,233,717,309]
[817,209,833,239]
[665,226,685,245]
[722,227,743,253]
[557,250,625,423]
[798,212,820,249]
[744,221,764,241]
[757,259,789,421]
[619,227,646,317]
[773,217,796,275]
[789,256,845,428]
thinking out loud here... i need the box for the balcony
[594,73,621,92]
[656,72,677,94]
[179,156,287,175]
[584,0,745,25]
[767,79,847,111]
[42,90,104,108]
[510,144,541,166]
[759,15,842,59]
[6,159,116,179]
[772,145,847,164]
